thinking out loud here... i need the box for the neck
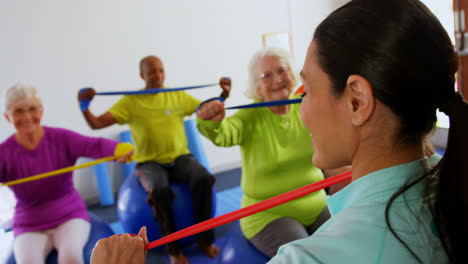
[349,101,426,181]
[15,126,44,150]
[268,104,290,116]
[145,85,163,90]
[351,137,424,181]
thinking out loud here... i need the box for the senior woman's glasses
[258,66,289,83]
[9,105,42,118]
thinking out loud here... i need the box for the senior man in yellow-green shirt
[77,55,231,264]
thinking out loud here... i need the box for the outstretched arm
[83,110,117,130]
[78,88,117,129]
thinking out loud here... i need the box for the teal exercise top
[269,154,448,264]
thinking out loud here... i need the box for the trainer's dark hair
[313,0,467,262]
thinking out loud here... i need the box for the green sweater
[197,98,326,239]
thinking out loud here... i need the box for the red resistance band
[143,171,352,250]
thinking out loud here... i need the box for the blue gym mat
[214,186,243,217]
[162,236,228,264]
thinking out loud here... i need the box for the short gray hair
[245,47,298,101]
[4,83,42,112]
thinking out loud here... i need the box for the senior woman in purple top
[0,83,134,264]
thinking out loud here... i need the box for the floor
[88,167,243,264]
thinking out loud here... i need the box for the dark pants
[136,154,216,255]
[249,207,331,257]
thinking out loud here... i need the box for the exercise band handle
[95,83,218,96]
[144,171,352,250]
[1,156,118,187]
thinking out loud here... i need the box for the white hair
[245,47,298,101]
[4,83,42,112]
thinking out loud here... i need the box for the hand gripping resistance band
[144,171,352,250]
[1,155,119,187]
[196,97,302,112]
[93,83,219,96]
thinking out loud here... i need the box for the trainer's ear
[345,75,375,126]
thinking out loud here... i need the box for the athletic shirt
[108,89,200,164]
[269,156,448,264]
[197,96,326,239]
[0,126,117,237]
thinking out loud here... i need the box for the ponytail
[430,92,468,263]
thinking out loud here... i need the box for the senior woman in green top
[196,47,349,258]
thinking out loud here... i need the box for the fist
[78,87,96,112]
[78,87,96,101]
[219,77,231,94]
[90,227,148,264]
[197,100,226,122]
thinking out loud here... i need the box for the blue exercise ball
[117,172,217,249]
[219,221,270,264]
[7,212,114,264]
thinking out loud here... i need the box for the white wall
[288,0,337,71]
[0,0,338,202]
[0,0,455,202]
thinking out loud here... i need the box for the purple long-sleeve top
[0,126,118,237]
